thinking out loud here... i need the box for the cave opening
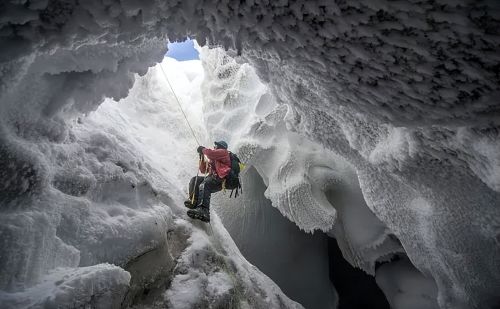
[2,1,500,308]
[166,39,200,61]
[214,164,409,309]
[213,166,337,309]
[1,33,443,308]
[328,237,390,309]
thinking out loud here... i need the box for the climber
[185,140,234,222]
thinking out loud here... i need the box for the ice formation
[1,0,500,309]
[376,257,439,309]
[201,46,400,308]
[0,54,302,308]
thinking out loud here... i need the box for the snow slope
[1,1,500,308]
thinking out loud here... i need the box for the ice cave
[0,1,499,309]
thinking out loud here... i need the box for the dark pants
[188,175,223,209]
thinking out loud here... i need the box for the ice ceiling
[1,1,500,309]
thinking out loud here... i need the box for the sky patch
[166,39,200,61]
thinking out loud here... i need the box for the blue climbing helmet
[214,140,228,149]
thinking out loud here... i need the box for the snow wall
[1,1,500,309]
[0,50,304,308]
[202,46,434,309]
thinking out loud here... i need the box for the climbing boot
[184,200,196,209]
[187,207,210,223]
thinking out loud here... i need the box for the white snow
[201,47,404,280]
[0,265,130,309]
[0,55,302,308]
[1,1,500,308]
[164,216,302,309]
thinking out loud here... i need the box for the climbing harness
[190,155,203,204]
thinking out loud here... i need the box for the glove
[197,146,205,154]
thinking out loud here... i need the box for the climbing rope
[158,62,201,146]
[158,61,204,203]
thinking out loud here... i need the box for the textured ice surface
[0,264,130,309]
[201,47,404,278]
[213,166,338,309]
[164,217,303,309]
[376,258,439,309]
[1,1,500,308]
[0,55,300,307]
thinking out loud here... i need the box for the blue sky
[166,39,199,61]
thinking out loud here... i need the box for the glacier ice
[376,257,439,309]
[0,55,302,308]
[201,46,403,277]
[0,264,130,309]
[1,0,500,308]
[213,166,338,309]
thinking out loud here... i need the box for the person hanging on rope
[185,140,242,222]
[160,64,243,222]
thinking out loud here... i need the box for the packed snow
[0,264,130,308]
[1,1,500,309]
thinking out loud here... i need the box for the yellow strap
[190,157,203,204]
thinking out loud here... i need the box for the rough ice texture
[201,46,404,279]
[0,53,301,308]
[376,258,439,309]
[213,166,338,309]
[197,4,500,308]
[0,264,131,309]
[1,1,500,309]
[163,217,303,309]
[202,3,500,309]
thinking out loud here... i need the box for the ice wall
[200,46,404,308]
[376,257,439,309]
[1,1,500,308]
[0,45,301,307]
[214,166,337,309]
[199,4,500,308]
